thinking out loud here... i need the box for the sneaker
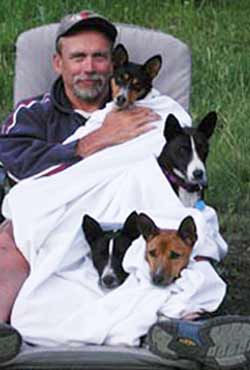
[0,322,22,363]
[148,315,250,369]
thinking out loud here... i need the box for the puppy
[111,43,162,109]
[157,112,217,207]
[136,213,197,286]
[82,211,140,290]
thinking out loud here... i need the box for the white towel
[3,92,227,347]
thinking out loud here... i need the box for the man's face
[53,30,113,103]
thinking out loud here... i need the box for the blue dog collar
[195,199,206,211]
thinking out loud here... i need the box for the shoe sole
[0,323,22,363]
[148,316,250,369]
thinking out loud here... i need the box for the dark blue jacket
[0,78,100,180]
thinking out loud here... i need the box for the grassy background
[0,0,250,314]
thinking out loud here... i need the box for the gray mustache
[74,74,106,83]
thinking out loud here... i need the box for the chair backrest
[14,23,191,110]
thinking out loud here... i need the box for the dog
[136,212,197,286]
[157,111,217,207]
[82,211,140,290]
[111,43,162,109]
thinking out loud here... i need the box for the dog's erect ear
[122,211,141,241]
[177,216,197,248]
[137,213,159,241]
[82,215,104,245]
[163,114,184,142]
[197,111,217,140]
[143,55,162,80]
[112,44,129,69]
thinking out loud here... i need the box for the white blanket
[3,92,227,347]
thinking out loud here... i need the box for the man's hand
[76,106,160,158]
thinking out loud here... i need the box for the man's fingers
[129,108,160,121]
[131,112,159,129]
[135,123,157,135]
[112,106,160,120]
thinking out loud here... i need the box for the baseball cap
[56,10,117,43]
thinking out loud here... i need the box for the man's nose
[83,56,95,72]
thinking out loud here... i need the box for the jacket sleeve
[0,101,81,180]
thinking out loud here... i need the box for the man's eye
[148,250,157,258]
[170,251,181,259]
[94,53,108,61]
[74,56,83,62]
[95,56,106,61]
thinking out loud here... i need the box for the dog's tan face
[111,44,162,110]
[111,75,148,109]
[137,213,197,286]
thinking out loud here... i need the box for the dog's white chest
[178,188,200,208]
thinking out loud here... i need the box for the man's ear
[52,53,63,75]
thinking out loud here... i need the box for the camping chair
[2,22,198,370]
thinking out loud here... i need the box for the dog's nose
[152,273,166,286]
[116,95,127,107]
[102,274,117,288]
[193,169,204,180]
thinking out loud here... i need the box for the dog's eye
[178,145,189,156]
[115,76,123,85]
[132,82,142,91]
[170,251,181,259]
[148,250,157,258]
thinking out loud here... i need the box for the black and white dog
[157,111,217,207]
[82,212,140,290]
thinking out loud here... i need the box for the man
[0,11,158,181]
[0,13,159,359]
[0,10,249,370]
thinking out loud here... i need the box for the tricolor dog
[111,44,162,109]
[136,213,197,286]
[82,212,140,290]
[158,111,217,207]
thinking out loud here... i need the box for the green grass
[0,0,250,216]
